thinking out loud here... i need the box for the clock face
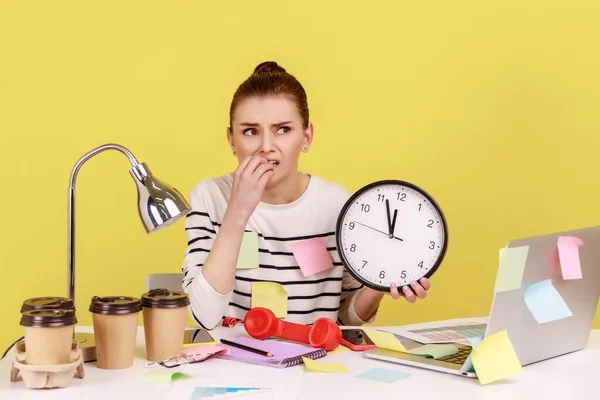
[336,180,448,292]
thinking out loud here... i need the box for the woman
[182,61,430,330]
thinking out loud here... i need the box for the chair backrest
[145,273,184,293]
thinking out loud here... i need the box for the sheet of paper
[494,246,529,292]
[302,357,348,373]
[557,236,584,280]
[251,282,287,317]
[290,237,335,277]
[354,368,411,383]
[524,279,573,324]
[471,330,522,385]
[363,330,408,352]
[459,336,483,374]
[143,372,193,384]
[407,344,458,359]
[236,232,259,269]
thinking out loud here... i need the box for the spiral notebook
[218,337,327,368]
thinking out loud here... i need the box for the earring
[233,150,237,156]
[302,147,308,153]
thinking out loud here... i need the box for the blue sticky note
[459,336,483,374]
[354,368,411,383]
[524,279,573,324]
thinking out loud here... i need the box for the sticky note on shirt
[236,232,259,269]
[355,368,411,383]
[363,330,408,353]
[251,282,287,317]
[494,246,529,292]
[524,279,573,324]
[302,357,348,373]
[471,330,522,385]
[557,236,584,280]
[290,238,335,277]
[143,372,193,384]
[459,336,483,374]
[408,344,458,359]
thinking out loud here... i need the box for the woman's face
[228,94,313,187]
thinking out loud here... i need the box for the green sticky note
[143,372,193,384]
[408,344,458,359]
[494,246,529,293]
[237,232,259,270]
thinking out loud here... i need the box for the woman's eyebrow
[238,121,292,127]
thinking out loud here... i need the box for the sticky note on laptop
[364,330,408,353]
[408,344,458,359]
[557,236,584,280]
[494,246,529,293]
[459,336,483,374]
[251,282,288,317]
[524,279,573,324]
[236,232,259,270]
[291,237,335,277]
[471,330,522,385]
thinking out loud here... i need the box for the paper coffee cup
[20,309,77,365]
[141,288,190,362]
[89,296,142,370]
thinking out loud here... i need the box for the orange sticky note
[557,236,584,280]
[471,330,522,385]
[291,238,335,277]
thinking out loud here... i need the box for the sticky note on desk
[236,232,259,270]
[291,238,335,277]
[408,344,458,359]
[471,330,522,385]
[364,330,408,353]
[143,372,193,384]
[524,279,572,324]
[355,368,411,383]
[251,282,287,317]
[494,246,529,292]
[459,336,483,374]
[302,357,348,373]
[557,236,584,280]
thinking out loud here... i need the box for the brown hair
[229,61,309,129]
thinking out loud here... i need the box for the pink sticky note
[291,238,335,277]
[557,236,584,280]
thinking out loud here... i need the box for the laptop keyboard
[436,346,472,365]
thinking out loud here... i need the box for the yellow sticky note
[471,330,523,385]
[363,330,408,353]
[251,282,287,317]
[302,357,348,373]
[237,232,259,269]
[327,345,351,356]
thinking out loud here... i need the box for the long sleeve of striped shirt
[181,173,376,330]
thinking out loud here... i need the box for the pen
[220,338,273,357]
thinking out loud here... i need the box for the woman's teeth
[269,161,279,165]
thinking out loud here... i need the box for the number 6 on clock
[335,180,448,292]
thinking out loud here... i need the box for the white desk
[1,326,598,399]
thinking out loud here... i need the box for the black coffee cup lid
[89,296,142,315]
[20,309,77,328]
[141,288,190,309]
[20,297,75,313]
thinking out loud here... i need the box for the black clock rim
[335,179,449,293]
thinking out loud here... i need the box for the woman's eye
[276,126,291,135]
[243,128,258,136]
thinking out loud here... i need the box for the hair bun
[253,61,286,75]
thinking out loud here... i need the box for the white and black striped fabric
[181,174,372,330]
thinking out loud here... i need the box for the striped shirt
[181,173,374,330]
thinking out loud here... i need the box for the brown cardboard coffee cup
[20,309,77,365]
[89,296,142,370]
[141,288,190,362]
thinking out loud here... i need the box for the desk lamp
[67,143,191,361]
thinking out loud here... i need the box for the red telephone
[243,307,342,351]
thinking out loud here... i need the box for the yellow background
[1,1,599,351]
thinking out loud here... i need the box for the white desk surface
[1,326,598,400]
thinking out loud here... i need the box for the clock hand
[353,221,403,241]
[385,199,393,237]
[390,208,398,237]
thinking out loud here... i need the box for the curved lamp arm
[67,143,191,302]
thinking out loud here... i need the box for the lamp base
[74,332,96,362]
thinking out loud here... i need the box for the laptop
[363,225,600,377]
